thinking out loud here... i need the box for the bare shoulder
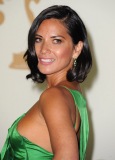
[40,86,67,98]
[39,85,78,118]
[39,86,74,124]
[39,86,71,109]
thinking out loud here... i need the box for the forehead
[37,18,68,34]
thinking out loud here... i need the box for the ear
[72,41,83,59]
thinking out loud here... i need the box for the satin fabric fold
[67,89,89,160]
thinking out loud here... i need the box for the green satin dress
[1,87,89,160]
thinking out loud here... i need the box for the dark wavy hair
[24,5,92,83]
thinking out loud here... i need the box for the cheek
[57,47,73,60]
[35,45,40,55]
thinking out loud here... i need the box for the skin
[17,18,83,160]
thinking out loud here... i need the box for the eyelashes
[35,37,42,43]
[35,37,63,44]
[53,39,62,44]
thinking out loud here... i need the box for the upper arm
[40,87,79,160]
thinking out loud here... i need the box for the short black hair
[24,5,92,83]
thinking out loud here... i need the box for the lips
[38,58,55,64]
[40,58,54,62]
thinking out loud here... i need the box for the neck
[46,71,67,88]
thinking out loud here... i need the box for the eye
[53,39,62,44]
[35,37,42,43]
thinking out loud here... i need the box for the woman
[1,5,92,160]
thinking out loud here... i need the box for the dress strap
[61,86,89,160]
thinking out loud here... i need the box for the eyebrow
[35,34,42,37]
[51,35,65,39]
[35,34,65,39]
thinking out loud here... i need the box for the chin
[39,69,53,75]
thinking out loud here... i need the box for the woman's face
[35,18,77,76]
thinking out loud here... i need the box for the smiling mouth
[39,58,55,64]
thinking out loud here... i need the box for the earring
[74,59,77,67]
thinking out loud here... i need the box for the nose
[41,41,51,54]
